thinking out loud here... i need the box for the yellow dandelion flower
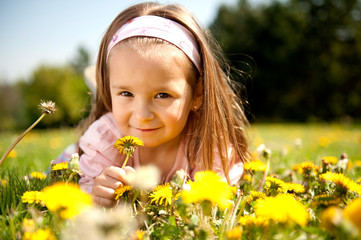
[239,215,269,228]
[343,198,361,231]
[245,191,266,204]
[149,183,175,206]
[1,179,7,186]
[114,136,144,168]
[283,183,305,193]
[114,136,144,155]
[244,159,267,172]
[319,172,361,195]
[319,136,330,147]
[241,174,252,182]
[294,161,316,175]
[181,171,236,210]
[22,219,35,233]
[226,226,242,239]
[23,228,56,240]
[8,149,17,158]
[31,171,47,180]
[353,160,361,168]
[264,177,286,195]
[51,161,68,171]
[255,194,309,226]
[114,185,133,201]
[356,178,361,184]
[21,191,44,204]
[320,206,343,230]
[134,230,145,240]
[312,194,342,208]
[321,156,338,164]
[42,182,92,219]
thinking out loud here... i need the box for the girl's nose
[133,100,154,121]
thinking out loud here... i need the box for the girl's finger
[95,171,123,190]
[104,166,129,184]
[123,166,136,175]
[91,194,117,208]
[92,184,117,199]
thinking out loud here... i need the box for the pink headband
[107,15,201,72]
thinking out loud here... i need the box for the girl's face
[108,43,198,149]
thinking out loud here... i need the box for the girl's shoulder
[80,112,121,150]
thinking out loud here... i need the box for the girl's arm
[78,112,123,193]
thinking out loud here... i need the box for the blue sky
[0,0,264,83]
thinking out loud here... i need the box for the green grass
[0,124,360,173]
[250,123,361,161]
[0,128,77,174]
[0,123,360,239]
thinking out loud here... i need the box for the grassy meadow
[0,128,77,174]
[1,123,360,173]
[0,123,361,239]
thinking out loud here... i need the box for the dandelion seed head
[39,100,56,114]
[61,205,136,240]
[126,165,160,191]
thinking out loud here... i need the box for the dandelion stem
[0,113,46,168]
[228,190,243,229]
[66,172,76,183]
[258,155,271,191]
[122,154,130,169]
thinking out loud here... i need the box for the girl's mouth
[135,128,159,132]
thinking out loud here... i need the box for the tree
[0,83,22,130]
[210,0,361,121]
[18,64,91,128]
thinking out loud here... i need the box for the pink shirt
[79,112,243,193]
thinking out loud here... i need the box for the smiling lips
[135,127,160,132]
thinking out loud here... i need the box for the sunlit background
[1,0,360,129]
[0,0,265,83]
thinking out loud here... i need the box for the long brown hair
[87,2,250,182]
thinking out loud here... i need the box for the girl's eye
[155,93,170,99]
[120,91,133,97]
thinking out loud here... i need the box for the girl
[79,2,250,207]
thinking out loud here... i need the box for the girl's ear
[192,83,203,111]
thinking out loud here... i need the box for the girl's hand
[91,166,135,207]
